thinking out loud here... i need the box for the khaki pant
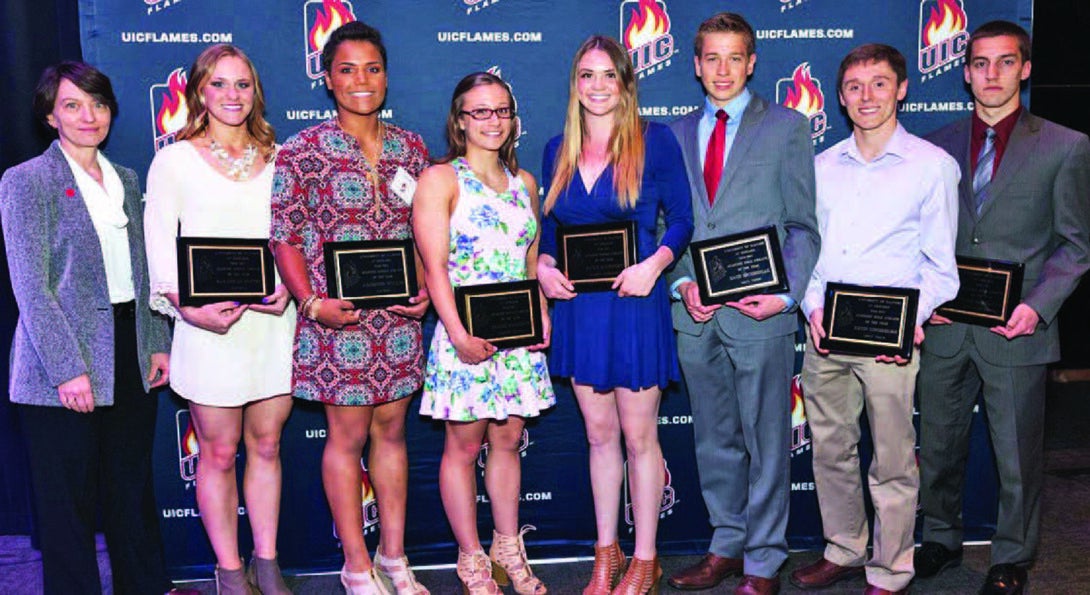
[801,340,919,591]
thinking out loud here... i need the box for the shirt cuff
[776,294,795,312]
[670,276,693,300]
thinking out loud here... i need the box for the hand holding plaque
[556,221,637,292]
[323,239,417,309]
[688,225,789,305]
[177,237,275,307]
[819,282,919,360]
[936,256,1023,326]
[454,280,543,349]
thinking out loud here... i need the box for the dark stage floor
[2,382,1089,594]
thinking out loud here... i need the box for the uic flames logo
[149,68,188,152]
[624,459,677,529]
[620,0,675,79]
[790,374,812,456]
[333,459,380,539]
[477,428,531,469]
[304,0,357,82]
[175,409,199,483]
[776,62,828,145]
[918,0,969,81]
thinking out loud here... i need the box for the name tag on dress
[391,167,417,205]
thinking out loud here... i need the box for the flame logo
[782,63,825,117]
[790,374,807,427]
[922,0,967,47]
[360,461,375,504]
[181,421,200,456]
[155,68,188,137]
[308,0,356,53]
[624,0,670,50]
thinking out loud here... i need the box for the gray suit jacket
[667,93,819,340]
[0,141,171,406]
[925,111,1090,366]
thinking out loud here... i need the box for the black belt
[112,300,136,319]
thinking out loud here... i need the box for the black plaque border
[454,280,543,349]
[177,237,274,307]
[820,282,920,359]
[323,239,417,309]
[689,225,789,304]
[936,256,1024,326]
[556,221,638,292]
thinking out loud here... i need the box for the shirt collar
[841,122,910,164]
[704,87,751,124]
[972,106,1021,144]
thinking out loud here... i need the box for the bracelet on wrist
[299,294,318,317]
[305,297,324,321]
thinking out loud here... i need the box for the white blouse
[59,146,135,304]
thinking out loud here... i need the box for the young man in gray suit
[665,12,819,595]
[914,21,1090,595]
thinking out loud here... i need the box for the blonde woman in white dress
[144,44,295,595]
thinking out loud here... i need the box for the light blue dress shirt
[672,88,795,310]
[801,123,961,327]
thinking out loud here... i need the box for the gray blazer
[925,110,1090,366]
[0,141,171,406]
[667,93,820,340]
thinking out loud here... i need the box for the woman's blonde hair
[176,44,276,162]
[544,35,644,213]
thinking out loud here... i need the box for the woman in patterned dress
[536,36,693,595]
[270,22,429,595]
[414,72,554,595]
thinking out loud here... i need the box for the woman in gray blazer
[0,62,188,595]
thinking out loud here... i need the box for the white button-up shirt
[802,123,960,326]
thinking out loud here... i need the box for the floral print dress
[420,157,555,421]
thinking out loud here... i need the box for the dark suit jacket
[667,93,819,340]
[0,141,171,406]
[925,110,1090,366]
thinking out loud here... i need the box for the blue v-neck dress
[540,122,693,392]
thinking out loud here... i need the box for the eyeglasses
[460,107,516,120]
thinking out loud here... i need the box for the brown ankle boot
[246,554,291,595]
[489,526,546,594]
[611,556,661,595]
[583,542,627,595]
[215,563,257,595]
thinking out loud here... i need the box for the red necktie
[703,109,728,206]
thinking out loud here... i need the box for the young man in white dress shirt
[789,44,960,595]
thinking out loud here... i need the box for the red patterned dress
[271,119,428,405]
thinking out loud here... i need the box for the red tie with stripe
[703,109,728,206]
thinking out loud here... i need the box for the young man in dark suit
[665,12,818,595]
[915,20,1090,595]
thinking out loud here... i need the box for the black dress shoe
[914,541,963,578]
[980,563,1027,595]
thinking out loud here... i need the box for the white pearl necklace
[209,139,258,181]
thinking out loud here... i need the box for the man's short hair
[968,20,1031,62]
[836,43,907,91]
[693,12,755,57]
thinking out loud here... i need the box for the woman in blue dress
[536,35,693,595]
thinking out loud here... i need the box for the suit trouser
[800,343,919,592]
[18,309,171,595]
[676,325,792,578]
[917,332,1045,566]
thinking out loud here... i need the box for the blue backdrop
[73,0,1029,578]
